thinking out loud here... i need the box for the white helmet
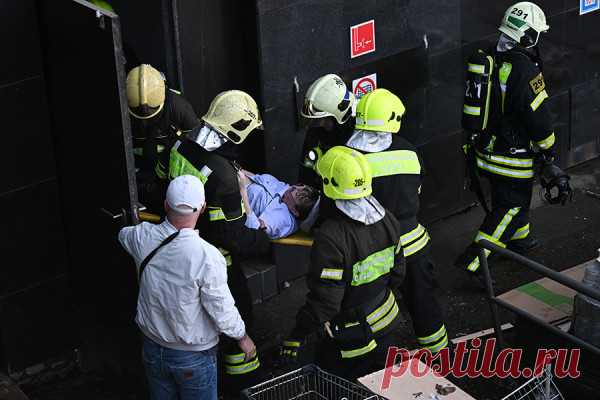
[201,90,262,144]
[301,74,355,124]
[499,2,549,48]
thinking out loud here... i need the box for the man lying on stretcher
[237,170,319,239]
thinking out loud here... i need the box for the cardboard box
[498,261,590,324]
[358,359,476,400]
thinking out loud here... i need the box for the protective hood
[497,33,518,53]
[346,129,392,153]
[335,195,385,225]
[191,124,228,152]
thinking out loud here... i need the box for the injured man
[238,170,319,239]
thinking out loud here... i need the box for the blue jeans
[142,335,217,400]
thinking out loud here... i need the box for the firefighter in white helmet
[299,74,356,189]
[156,90,269,394]
[457,2,571,283]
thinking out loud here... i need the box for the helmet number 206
[511,8,528,19]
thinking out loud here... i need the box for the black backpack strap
[138,231,180,281]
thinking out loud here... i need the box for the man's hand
[238,170,251,189]
[237,334,257,362]
[238,171,254,219]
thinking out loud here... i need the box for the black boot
[453,253,496,290]
[507,236,539,254]
[469,268,496,290]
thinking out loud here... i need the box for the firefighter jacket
[156,131,271,264]
[348,134,430,259]
[132,89,200,174]
[295,203,405,358]
[299,119,355,187]
[475,47,555,181]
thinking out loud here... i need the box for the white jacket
[118,219,245,351]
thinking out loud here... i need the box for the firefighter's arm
[281,233,344,364]
[208,187,271,257]
[154,139,173,181]
[517,63,556,159]
[294,232,345,337]
[171,91,201,132]
[208,216,271,258]
[416,149,426,194]
[390,239,406,291]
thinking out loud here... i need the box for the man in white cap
[118,175,255,400]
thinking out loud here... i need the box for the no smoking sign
[351,73,377,115]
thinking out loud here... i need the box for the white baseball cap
[166,175,205,215]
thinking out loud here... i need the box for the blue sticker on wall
[580,0,600,15]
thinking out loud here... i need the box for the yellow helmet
[126,64,166,120]
[316,146,372,200]
[355,88,406,134]
[201,90,263,144]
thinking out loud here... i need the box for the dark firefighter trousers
[219,260,262,397]
[461,175,533,272]
[317,330,398,381]
[402,247,449,353]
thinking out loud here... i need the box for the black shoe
[453,258,495,290]
[507,236,540,254]
[469,269,496,290]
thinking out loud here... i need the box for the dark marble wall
[174,0,260,115]
[256,0,420,183]
[108,0,174,83]
[0,0,70,371]
[254,0,600,220]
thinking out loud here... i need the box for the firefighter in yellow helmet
[299,74,356,189]
[281,146,405,380]
[456,2,571,283]
[126,64,199,210]
[156,90,269,394]
[346,88,449,355]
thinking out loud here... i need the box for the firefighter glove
[540,163,572,205]
[279,339,304,366]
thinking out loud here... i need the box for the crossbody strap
[138,231,180,282]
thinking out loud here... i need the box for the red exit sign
[350,19,376,58]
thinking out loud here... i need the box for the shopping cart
[501,365,564,400]
[241,364,381,400]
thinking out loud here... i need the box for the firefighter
[280,146,405,380]
[126,64,199,210]
[456,2,572,280]
[299,74,356,187]
[345,88,449,354]
[155,90,270,393]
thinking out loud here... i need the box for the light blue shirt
[244,174,298,239]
